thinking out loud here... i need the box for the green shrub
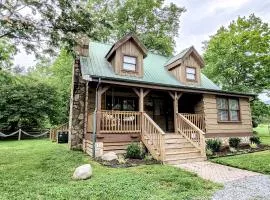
[252,117,259,128]
[229,137,241,148]
[249,143,258,149]
[253,130,258,135]
[250,136,261,145]
[206,139,222,152]
[126,143,141,159]
[206,148,213,156]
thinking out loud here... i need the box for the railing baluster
[176,113,205,155]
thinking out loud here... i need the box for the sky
[13,0,270,100]
[166,0,270,53]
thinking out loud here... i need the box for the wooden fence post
[18,129,22,141]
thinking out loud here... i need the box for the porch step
[165,138,187,144]
[165,148,200,154]
[164,156,206,165]
[165,142,194,149]
[164,134,184,139]
[165,151,202,159]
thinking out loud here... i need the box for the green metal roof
[80,41,221,91]
[165,47,190,66]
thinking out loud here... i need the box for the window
[216,97,240,122]
[106,96,138,111]
[123,55,136,71]
[186,67,196,80]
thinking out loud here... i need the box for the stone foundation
[206,136,251,146]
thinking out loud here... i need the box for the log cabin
[68,34,254,164]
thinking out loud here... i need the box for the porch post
[139,88,144,112]
[169,91,182,133]
[133,88,150,112]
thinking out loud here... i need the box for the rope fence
[0,129,49,140]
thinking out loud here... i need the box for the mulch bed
[208,144,270,159]
[95,157,161,168]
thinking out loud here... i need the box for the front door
[152,97,174,132]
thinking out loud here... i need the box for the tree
[0,73,62,131]
[29,49,73,124]
[203,14,270,94]
[0,39,16,70]
[0,0,110,55]
[87,0,185,56]
[251,98,270,127]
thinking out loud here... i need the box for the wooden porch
[86,110,206,164]
[83,84,207,164]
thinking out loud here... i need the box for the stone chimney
[68,36,89,150]
[74,35,89,57]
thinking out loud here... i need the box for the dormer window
[123,55,137,71]
[186,67,196,81]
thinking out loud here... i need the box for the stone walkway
[176,161,260,183]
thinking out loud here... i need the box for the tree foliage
[0,39,16,70]
[203,14,270,94]
[0,0,110,55]
[0,72,62,131]
[0,48,73,130]
[251,98,270,125]
[29,49,73,124]
[0,0,185,56]
[88,0,185,56]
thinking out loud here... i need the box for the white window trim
[123,55,137,71]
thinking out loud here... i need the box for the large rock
[101,151,118,161]
[73,164,92,180]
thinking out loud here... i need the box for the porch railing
[176,113,205,155]
[141,112,165,161]
[99,110,141,133]
[180,113,205,131]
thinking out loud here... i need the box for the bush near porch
[212,150,270,174]
[0,140,220,200]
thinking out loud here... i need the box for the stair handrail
[180,113,205,131]
[141,112,165,161]
[176,113,206,156]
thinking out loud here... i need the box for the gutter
[92,77,101,158]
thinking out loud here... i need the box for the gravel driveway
[176,161,270,200]
[212,175,270,200]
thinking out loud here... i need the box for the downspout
[92,78,101,158]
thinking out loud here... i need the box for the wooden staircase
[163,134,206,165]
[141,112,206,165]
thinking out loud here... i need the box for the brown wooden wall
[194,98,204,114]
[84,133,141,155]
[169,53,201,86]
[112,39,144,77]
[203,94,253,136]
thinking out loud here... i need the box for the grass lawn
[254,124,270,145]
[212,150,270,174]
[0,140,220,200]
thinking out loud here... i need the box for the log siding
[203,94,252,135]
